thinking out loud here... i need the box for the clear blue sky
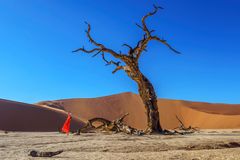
[0,0,239,104]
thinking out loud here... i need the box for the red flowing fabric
[61,114,71,134]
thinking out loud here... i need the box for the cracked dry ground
[0,130,240,160]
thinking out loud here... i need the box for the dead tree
[73,5,180,134]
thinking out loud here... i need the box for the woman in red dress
[61,113,72,135]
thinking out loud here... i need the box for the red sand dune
[1,92,240,131]
[39,92,240,130]
[0,99,85,131]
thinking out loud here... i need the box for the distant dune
[1,92,240,131]
[38,92,240,130]
[0,99,85,131]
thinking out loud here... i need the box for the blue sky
[0,0,239,104]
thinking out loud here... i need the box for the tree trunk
[124,64,162,133]
[137,74,162,133]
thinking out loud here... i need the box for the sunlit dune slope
[39,92,240,130]
[158,99,240,129]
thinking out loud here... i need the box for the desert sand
[1,92,240,159]
[0,130,240,160]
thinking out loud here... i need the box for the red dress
[61,114,72,134]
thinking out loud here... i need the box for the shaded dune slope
[43,92,240,130]
[0,99,85,131]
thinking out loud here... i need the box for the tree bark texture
[122,61,162,132]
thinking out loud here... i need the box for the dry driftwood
[170,116,199,135]
[79,113,144,135]
[77,114,198,136]
[29,150,63,157]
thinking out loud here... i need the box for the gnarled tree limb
[152,36,181,54]
[140,5,163,36]
[133,5,180,60]
[73,22,123,60]
[101,53,123,74]
[79,113,144,135]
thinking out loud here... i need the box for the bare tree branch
[101,53,123,74]
[112,66,123,74]
[140,5,163,36]
[132,5,180,60]
[101,53,120,66]
[133,5,161,60]
[122,44,133,51]
[92,50,103,57]
[73,22,123,59]
[84,21,104,48]
[135,23,144,30]
[72,47,100,53]
[122,44,134,56]
[135,37,150,60]
[152,36,181,54]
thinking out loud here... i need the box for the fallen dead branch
[171,115,199,134]
[79,113,144,135]
[28,150,63,157]
[77,114,198,136]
